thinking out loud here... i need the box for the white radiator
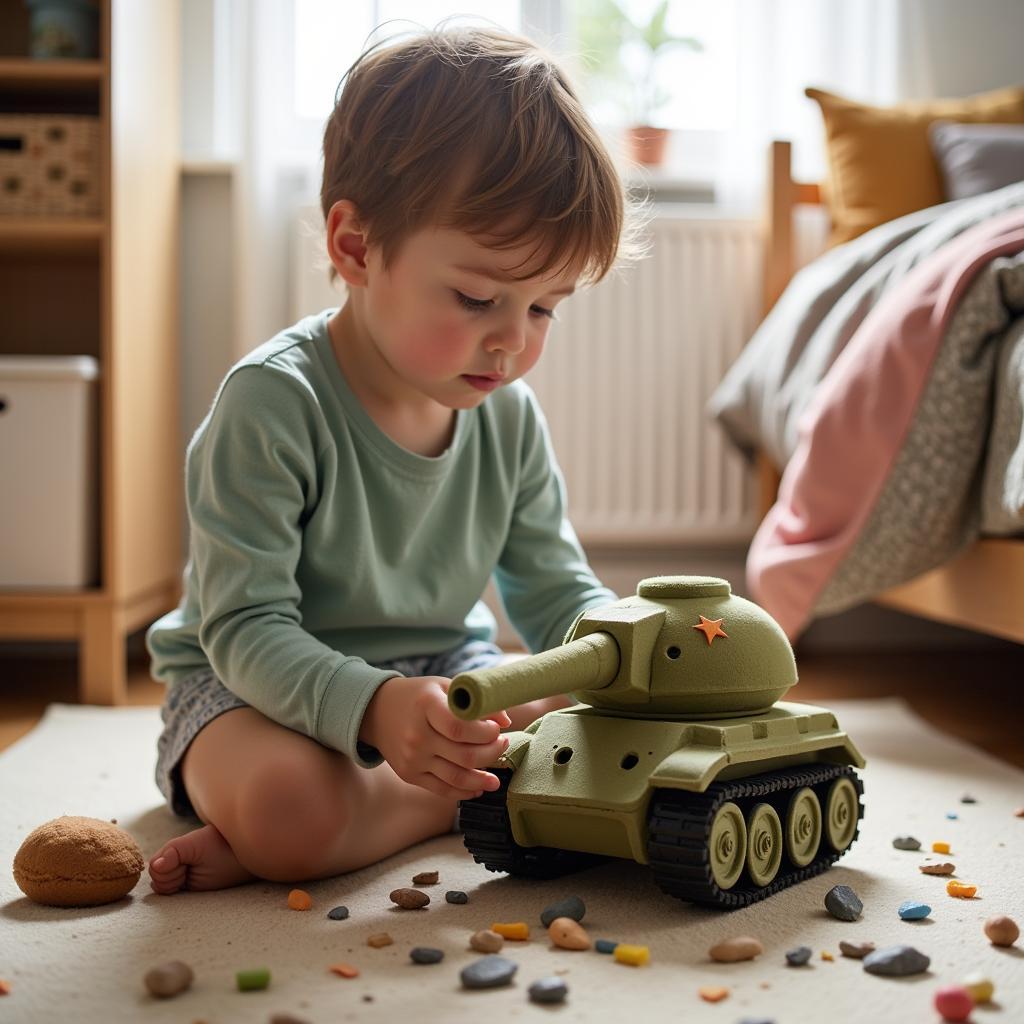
[291,207,762,546]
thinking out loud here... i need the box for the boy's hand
[359,676,512,800]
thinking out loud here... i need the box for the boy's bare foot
[149,823,257,894]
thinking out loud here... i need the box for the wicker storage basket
[0,113,101,216]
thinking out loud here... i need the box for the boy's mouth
[462,374,505,392]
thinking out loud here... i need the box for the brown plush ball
[13,816,144,907]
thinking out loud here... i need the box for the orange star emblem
[693,615,728,645]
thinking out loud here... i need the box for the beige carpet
[1,699,1022,1023]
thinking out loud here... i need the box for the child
[146,25,639,894]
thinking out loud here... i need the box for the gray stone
[960,794,977,804]
[737,1019,777,1024]
[825,884,863,921]
[460,955,518,990]
[863,945,931,977]
[528,976,569,1004]
[445,890,469,904]
[785,946,812,966]
[595,939,618,954]
[410,946,444,964]
[892,836,921,851]
[540,895,586,927]
[327,905,349,920]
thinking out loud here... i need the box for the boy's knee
[231,751,353,878]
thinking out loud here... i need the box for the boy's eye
[453,290,556,320]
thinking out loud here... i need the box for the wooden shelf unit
[0,1,182,702]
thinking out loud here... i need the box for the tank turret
[449,576,865,910]
[449,576,797,721]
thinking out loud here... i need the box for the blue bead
[897,900,931,920]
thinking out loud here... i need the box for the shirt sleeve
[188,365,396,767]
[493,387,618,652]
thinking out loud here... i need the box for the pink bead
[934,985,974,1023]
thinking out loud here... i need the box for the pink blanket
[748,209,1024,638]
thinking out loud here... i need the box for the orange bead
[329,962,360,978]
[491,921,529,940]
[699,986,729,1003]
[287,888,312,911]
[946,880,978,899]
[932,841,951,854]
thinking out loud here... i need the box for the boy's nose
[484,321,527,354]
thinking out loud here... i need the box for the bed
[709,135,1024,644]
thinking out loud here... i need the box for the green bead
[236,967,271,991]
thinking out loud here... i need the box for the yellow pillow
[805,85,1024,246]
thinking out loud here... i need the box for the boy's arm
[188,366,395,766]
[493,388,618,653]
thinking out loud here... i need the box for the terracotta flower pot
[626,125,670,166]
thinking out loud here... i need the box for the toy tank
[448,576,865,909]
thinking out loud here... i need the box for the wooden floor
[1,642,1022,768]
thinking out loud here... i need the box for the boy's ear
[326,200,370,288]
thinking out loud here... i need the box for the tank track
[647,762,864,909]
[458,768,606,879]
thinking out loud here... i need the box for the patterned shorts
[154,639,506,819]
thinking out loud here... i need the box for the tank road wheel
[824,776,859,852]
[785,787,822,867]
[458,768,605,879]
[709,801,747,890]
[745,802,783,886]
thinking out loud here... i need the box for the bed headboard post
[764,140,796,315]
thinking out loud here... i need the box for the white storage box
[0,355,99,588]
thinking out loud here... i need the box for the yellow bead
[491,921,529,940]
[932,841,951,854]
[963,973,994,1004]
[614,943,650,966]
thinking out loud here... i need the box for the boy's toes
[148,844,186,894]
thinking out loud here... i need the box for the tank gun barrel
[448,632,620,720]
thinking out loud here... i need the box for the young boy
[146,25,638,894]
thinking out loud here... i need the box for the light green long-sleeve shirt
[147,309,616,766]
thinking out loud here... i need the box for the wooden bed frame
[759,140,1024,644]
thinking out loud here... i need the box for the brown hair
[320,25,643,285]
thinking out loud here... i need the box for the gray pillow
[930,120,1024,201]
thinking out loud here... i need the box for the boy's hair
[321,25,642,285]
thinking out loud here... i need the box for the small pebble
[390,888,429,909]
[412,870,439,885]
[934,985,974,1023]
[824,884,863,921]
[945,812,958,820]
[820,951,834,962]
[287,888,312,911]
[839,940,875,959]
[932,841,951,854]
[709,936,764,963]
[698,986,729,1003]
[785,946,811,966]
[984,915,1019,947]
[328,963,360,978]
[862,945,930,977]
[898,900,931,921]
[470,930,504,953]
[892,835,921,850]
[540,896,586,927]
[614,944,649,966]
[962,972,994,1004]
[492,921,529,940]
[595,939,618,954]
[327,905,350,920]
[460,955,517,990]
[1015,807,1024,817]
[236,967,271,991]
[143,960,193,999]
[410,947,445,964]
[920,862,956,875]
[367,933,393,948]
[445,890,468,904]
[270,1015,312,1024]
[737,1020,776,1024]
[548,917,591,950]
[946,880,977,899]
[960,794,976,804]
[529,976,569,1005]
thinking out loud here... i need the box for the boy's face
[360,225,579,409]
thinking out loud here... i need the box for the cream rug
[1,700,1022,1023]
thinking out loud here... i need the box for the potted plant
[576,0,702,166]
